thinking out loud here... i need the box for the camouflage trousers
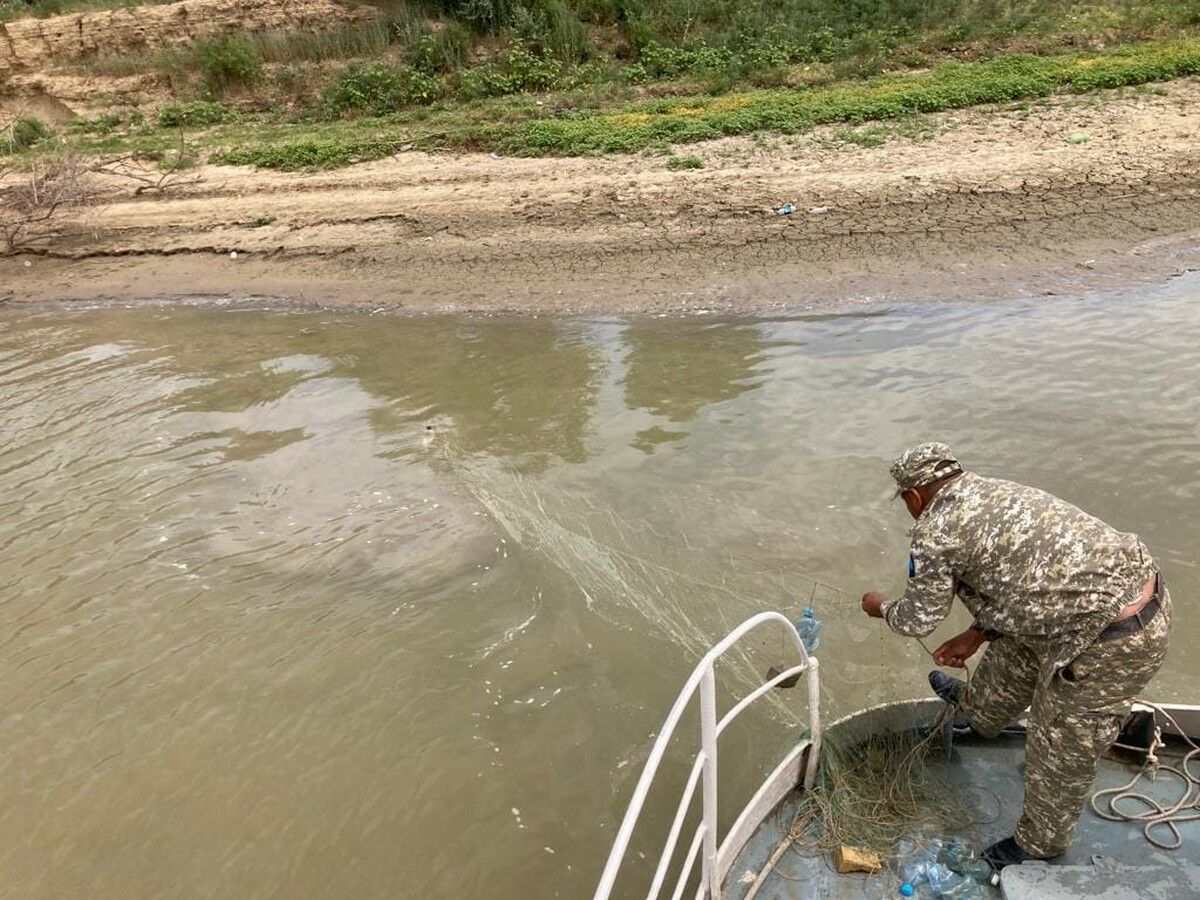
[959,587,1172,858]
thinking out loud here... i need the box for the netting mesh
[790,727,976,855]
[444,447,850,709]
[443,442,981,862]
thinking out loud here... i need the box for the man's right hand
[932,627,986,668]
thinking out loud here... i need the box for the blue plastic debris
[777,203,796,216]
[900,883,915,897]
[794,607,821,653]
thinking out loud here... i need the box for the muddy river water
[1,281,1198,898]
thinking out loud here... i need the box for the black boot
[919,670,972,737]
[983,836,1059,871]
[929,670,966,705]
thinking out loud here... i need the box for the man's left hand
[861,591,888,618]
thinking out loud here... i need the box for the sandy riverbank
[3,80,1199,314]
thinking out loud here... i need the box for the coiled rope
[1090,702,1200,850]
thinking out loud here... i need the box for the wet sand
[3,80,1200,313]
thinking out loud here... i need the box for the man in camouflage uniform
[860,442,1171,869]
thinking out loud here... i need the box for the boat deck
[725,729,1200,899]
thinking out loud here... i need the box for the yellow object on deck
[834,844,883,874]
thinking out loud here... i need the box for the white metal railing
[594,611,821,900]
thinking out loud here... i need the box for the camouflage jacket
[881,472,1156,673]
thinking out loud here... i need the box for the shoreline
[5,225,1198,318]
[4,80,1200,315]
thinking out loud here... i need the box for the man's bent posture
[861,442,1170,870]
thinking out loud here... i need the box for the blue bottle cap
[899,884,915,897]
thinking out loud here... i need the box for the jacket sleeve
[882,533,956,637]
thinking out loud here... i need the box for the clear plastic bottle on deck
[794,607,821,653]
[896,838,995,898]
[943,841,993,882]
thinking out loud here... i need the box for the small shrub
[802,27,847,64]
[510,0,589,64]
[3,116,51,154]
[561,59,611,89]
[157,100,231,128]
[273,64,314,104]
[620,62,649,83]
[408,23,470,75]
[324,62,442,116]
[640,42,730,78]
[196,36,263,95]
[749,66,790,89]
[68,113,124,135]
[458,63,516,99]
[450,0,519,30]
[249,214,276,227]
[457,48,562,99]
[666,154,703,169]
[504,47,563,90]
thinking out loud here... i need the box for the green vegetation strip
[210,40,1200,170]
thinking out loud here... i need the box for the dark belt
[1096,573,1163,644]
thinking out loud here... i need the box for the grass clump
[407,22,473,74]
[250,20,395,65]
[831,125,892,149]
[665,153,703,169]
[2,116,51,154]
[157,100,232,128]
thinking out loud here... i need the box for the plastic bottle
[925,864,969,897]
[940,880,990,899]
[956,858,995,885]
[940,839,971,871]
[794,607,821,653]
[939,839,994,886]
[896,838,941,887]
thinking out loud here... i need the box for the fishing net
[441,441,984,861]
[443,446,848,715]
[789,726,975,855]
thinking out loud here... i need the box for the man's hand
[861,591,888,619]
[932,627,986,668]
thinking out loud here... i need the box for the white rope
[1090,702,1200,851]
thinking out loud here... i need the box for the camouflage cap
[890,442,964,495]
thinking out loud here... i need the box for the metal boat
[594,613,1200,900]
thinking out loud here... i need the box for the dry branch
[0,156,100,254]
